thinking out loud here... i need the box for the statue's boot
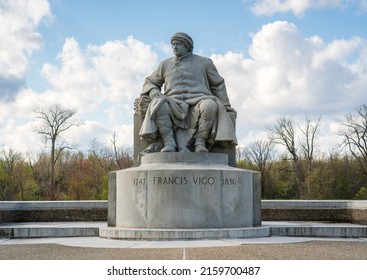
[195,118,214,153]
[156,116,177,152]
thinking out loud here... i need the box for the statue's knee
[155,101,170,117]
[199,99,217,118]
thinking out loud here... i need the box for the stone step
[0,222,104,238]
[270,225,367,238]
[99,226,270,240]
[1,222,367,239]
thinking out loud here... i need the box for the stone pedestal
[100,152,264,239]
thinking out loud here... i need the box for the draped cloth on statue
[139,95,237,149]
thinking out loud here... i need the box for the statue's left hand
[225,106,237,118]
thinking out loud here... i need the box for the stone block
[106,152,261,237]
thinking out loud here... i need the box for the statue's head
[171,32,193,57]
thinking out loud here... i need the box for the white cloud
[0,1,155,154]
[0,0,51,99]
[88,36,157,103]
[110,124,135,148]
[41,36,157,111]
[0,34,157,153]
[154,41,173,56]
[312,37,364,68]
[1,0,367,157]
[248,0,346,16]
[12,20,363,155]
[0,116,41,153]
[63,120,110,151]
[212,21,367,151]
[41,37,102,112]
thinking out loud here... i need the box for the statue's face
[171,40,190,57]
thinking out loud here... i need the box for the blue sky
[33,1,367,67]
[1,0,367,156]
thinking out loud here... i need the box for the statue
[137,32,237,154]
[103,34,261,238]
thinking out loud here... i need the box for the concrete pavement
[1,238,367,260]
[1,221,367,259]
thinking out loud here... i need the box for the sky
[1,0,367,156]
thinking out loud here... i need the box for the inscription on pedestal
[132,176,238,186]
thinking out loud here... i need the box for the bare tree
[245,140,275,172]
[236,146,246,162]
[298,115,321,170]
[299,115,321,197]
[268,115,321,198]
[244,140,275,197]
[269,117,298,162]
[35,104,82,200]
[111,132,122,169]
[89,134,133,172]
[110,131,133,169]
[339,104,367,180]
[89,138,111,171]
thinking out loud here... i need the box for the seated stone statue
[137,32,237,154]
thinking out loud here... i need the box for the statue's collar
[174,52,192,62]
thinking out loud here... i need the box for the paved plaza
[1,221,367,260]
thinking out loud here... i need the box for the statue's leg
[195,99,217,153]
[155,101,177,152]
[176,128,194,152]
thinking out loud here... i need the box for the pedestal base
[99,226,270,240]
[102,153,261,239]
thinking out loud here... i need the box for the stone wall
[1,200,367,224]
[261,200,367,224]
[0,201,107,223]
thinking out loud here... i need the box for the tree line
[0,105,133,201]
[1,104,367,200]
[0,142,133,201]
[237,104,367,200]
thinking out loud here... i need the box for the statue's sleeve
[141,62,165,97]
[206,59,231,108]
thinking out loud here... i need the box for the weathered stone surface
[100,227,270,240]
[138,32,237,158]
[107,153,260,232]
